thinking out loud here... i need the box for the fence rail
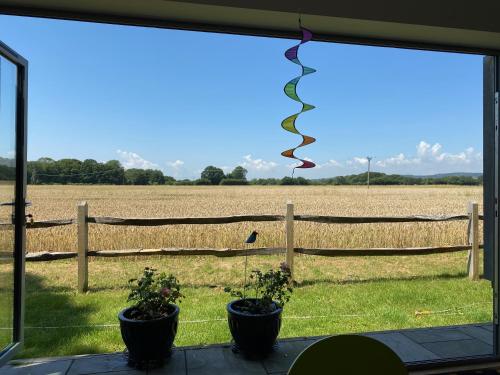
[87,215,284,226]
[19,214,484,230]
[25,244,483,262]
[294,214,483,224]
[27,218,75,229]
[26,251,77,261]
[22,200,483,292]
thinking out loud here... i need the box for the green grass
[0,257,14,352]
[15,253,493,359]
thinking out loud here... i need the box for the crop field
[1,185,494,358]
[25,185,482,252]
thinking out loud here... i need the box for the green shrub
[220,178,248,185]
[127,267,184,320]
[194,178,212,185]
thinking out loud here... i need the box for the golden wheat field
[24,185,483,253]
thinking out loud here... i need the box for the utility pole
[366,156,372,189]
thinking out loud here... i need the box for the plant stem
[243,243,248,299]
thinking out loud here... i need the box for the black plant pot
[118,304,179,368]
[227,298,282,356]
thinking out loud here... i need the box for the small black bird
[245,230,258,244]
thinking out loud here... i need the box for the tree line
[28,158,172,185]
[26,158,482,186]
[314,172,482,186]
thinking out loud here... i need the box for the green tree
[220,178,249,185]
[174,179,193,185]
[146,170,165,185]
[200,166,225,185]
[124,168,167,185]
[281,176,309,185]
[227,166,248,181]
[125,169,149,185]
[249,178,281,185]
[194,178,212,185]
[164,176,176,185]
[57,158,83,184]
[81,159,100,184]
[102,160,125,184]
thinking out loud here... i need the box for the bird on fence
[243,231,258,299]
[245,231,258,244]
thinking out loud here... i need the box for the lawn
[19,252,492,358]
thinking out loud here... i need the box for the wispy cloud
[165,160,186,177]
[364,141,482,174]
[374,141,481,169]
[240,154,278,172]
[322,159,343,168]
[120,140,481,179]
[166,160,184,169]
[346,157,369,167]
[116,150,159,169]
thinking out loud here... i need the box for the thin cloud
[373,141,482,172]
[116,150,159,169]
[166,160,184,169]
[353,157,368,166]
[240,154,278,172]
[165,160,186,178]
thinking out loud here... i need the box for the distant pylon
[366,157,373,189]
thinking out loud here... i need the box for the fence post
[78,201,89,292]
[286,201,295,281]
[467,201,479,280]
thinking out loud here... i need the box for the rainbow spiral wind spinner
[281,26,316,175]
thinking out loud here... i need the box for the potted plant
[225,262,293,356]
[118,267,184,368]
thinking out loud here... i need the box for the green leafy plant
[127,267,184,320]
[225,262,293,314]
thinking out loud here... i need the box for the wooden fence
[23,201,483,292]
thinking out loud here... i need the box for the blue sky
[0,16,483,178]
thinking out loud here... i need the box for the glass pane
[0,56,17,355]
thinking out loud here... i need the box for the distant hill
[404,172,482,179]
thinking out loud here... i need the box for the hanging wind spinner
[281,25,316,175]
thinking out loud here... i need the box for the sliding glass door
[0,40,27,366]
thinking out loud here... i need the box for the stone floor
[2,324,494,375]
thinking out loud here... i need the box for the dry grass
[25,185,482,253]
